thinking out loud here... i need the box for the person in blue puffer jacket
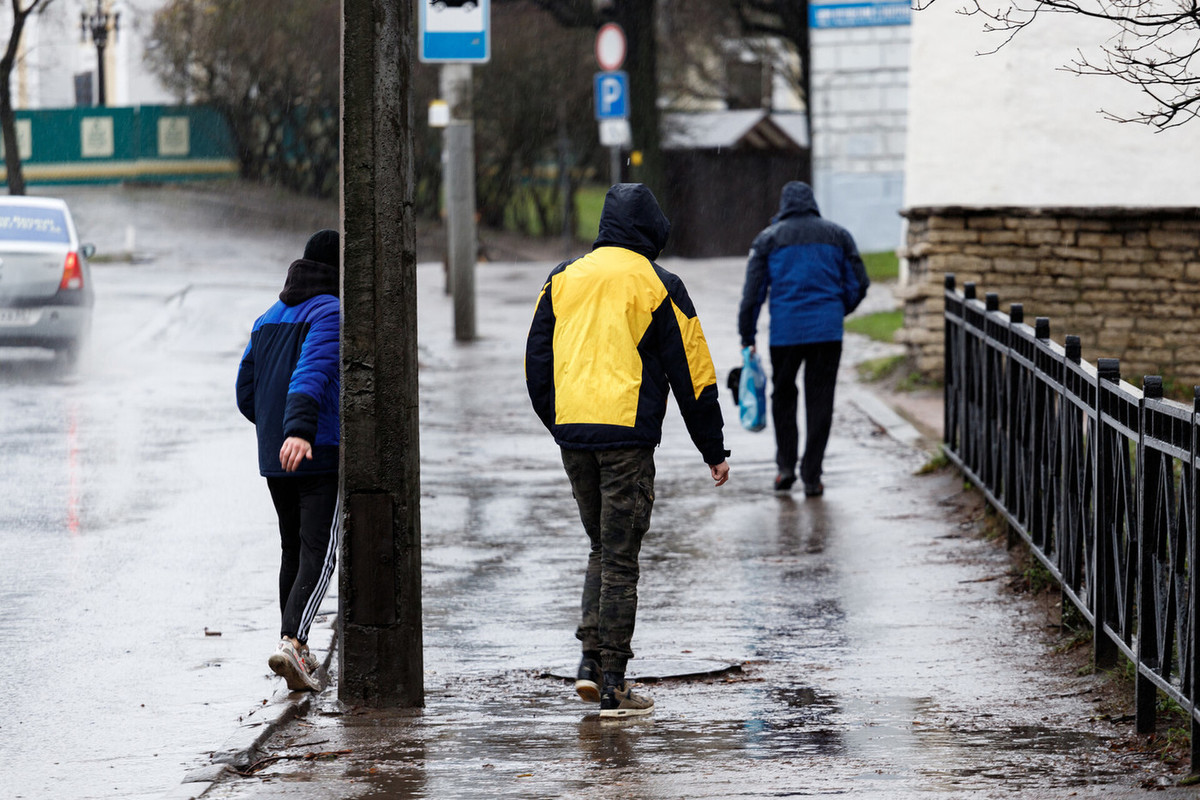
[236,229,340,692]
[738,182,869,497]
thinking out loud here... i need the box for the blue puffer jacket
[738,182,869,347]
[236,259,340,477]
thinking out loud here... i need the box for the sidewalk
[178,258,1191,799]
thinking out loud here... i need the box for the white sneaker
[268,638,321,692]
[298,644,320,674]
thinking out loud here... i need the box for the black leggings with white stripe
[267,474,340,645]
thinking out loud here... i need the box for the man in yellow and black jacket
[525,183,730,719]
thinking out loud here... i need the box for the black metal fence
[942,274,1200,769]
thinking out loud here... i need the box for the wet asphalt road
[197,239,1193,797]
[0,185,337,800]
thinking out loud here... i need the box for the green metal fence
[0,104,238,186]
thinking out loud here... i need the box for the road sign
[594,71,629,120]
[419,0,491,63]
[599,119,631,148]
[595,23,626,72]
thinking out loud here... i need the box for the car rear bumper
[0,305,92,349]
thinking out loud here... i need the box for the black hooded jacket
[524,184,728,465]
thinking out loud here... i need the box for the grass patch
[845,309,903,343]
[575,184,606,241]
[916,447,949,474]
[856,354,905,382]
[863,250,899,282]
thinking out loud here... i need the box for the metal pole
[340,0,424,708]
[558,99,571,260]
[442,64,476,342]
[96,42,106,106]
[609,145,620,186]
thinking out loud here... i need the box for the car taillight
[59,251,83,290]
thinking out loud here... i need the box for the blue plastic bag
[738,346,767,432]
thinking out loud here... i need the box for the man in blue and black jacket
[237,229,340,692]
[738,182,869,497]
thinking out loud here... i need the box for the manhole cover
[545,657,739,682]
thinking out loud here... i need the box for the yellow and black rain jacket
[525,183,728,465]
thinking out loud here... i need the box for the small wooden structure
[662,110,810,258]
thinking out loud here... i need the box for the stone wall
[898,207,1200,387]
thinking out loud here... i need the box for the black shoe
[575,656,602,703]
[803,481,824,497]
[600,682,654,718]
[774,473,796,492]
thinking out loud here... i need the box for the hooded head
[280,229,340,305]
[303,228,340,268]
[592,183,671,261]
[773,181,820,223]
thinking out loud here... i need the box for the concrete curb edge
[162,614,338,800]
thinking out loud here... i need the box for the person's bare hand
[280,436,313,472]
[710,460,730,487]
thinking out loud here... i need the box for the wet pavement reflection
[200,257,1195,799]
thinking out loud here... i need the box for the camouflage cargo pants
[561,447,656,675]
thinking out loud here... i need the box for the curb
[846,387,933,454]
[163,615,338,800]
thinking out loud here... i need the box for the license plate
[0,308,37,326]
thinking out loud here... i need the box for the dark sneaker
[774,473,796,492]
[600,682,654,718]
[803,482,824,497]
[575,656,602,703]
[268,639,321,692]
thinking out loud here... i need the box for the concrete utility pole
[340,0,424,707]
[441,64,477,342]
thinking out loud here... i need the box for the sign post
[419,0,489,342]
[593,23,628,186]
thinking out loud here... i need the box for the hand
[710,460,730,487]
[279,436,313,472]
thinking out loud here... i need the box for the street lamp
[80,1,119,106]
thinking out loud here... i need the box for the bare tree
[729,0,812,145]
[146,0,340,196]
[1,0,55,196]
[930,0,1200,128]
[503,0,666,199]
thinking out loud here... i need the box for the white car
[0,196,95,363]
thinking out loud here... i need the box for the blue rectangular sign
[594,71,629,120]
[810,1,912,28]
[419,0,491,63]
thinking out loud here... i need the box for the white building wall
[810,6,910,252]
[905,1,1200,208]
[1,0,173,110]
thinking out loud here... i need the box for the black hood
[279,258,339,306]
[592,183,671,261]
[772,181,820,223]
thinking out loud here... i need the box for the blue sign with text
[810,1,911,28]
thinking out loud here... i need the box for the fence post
[985,293,1000,495]
[1004,303,1023,549]
[1135,376,1162,734]
[1062,335,1082,594]
[1033,316,1050,555]
[944,273,956,452]
[1190,388,1200,773]
[963,282,977,473]
[1094,357,1121,670]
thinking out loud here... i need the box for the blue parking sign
[594,71,629,120]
